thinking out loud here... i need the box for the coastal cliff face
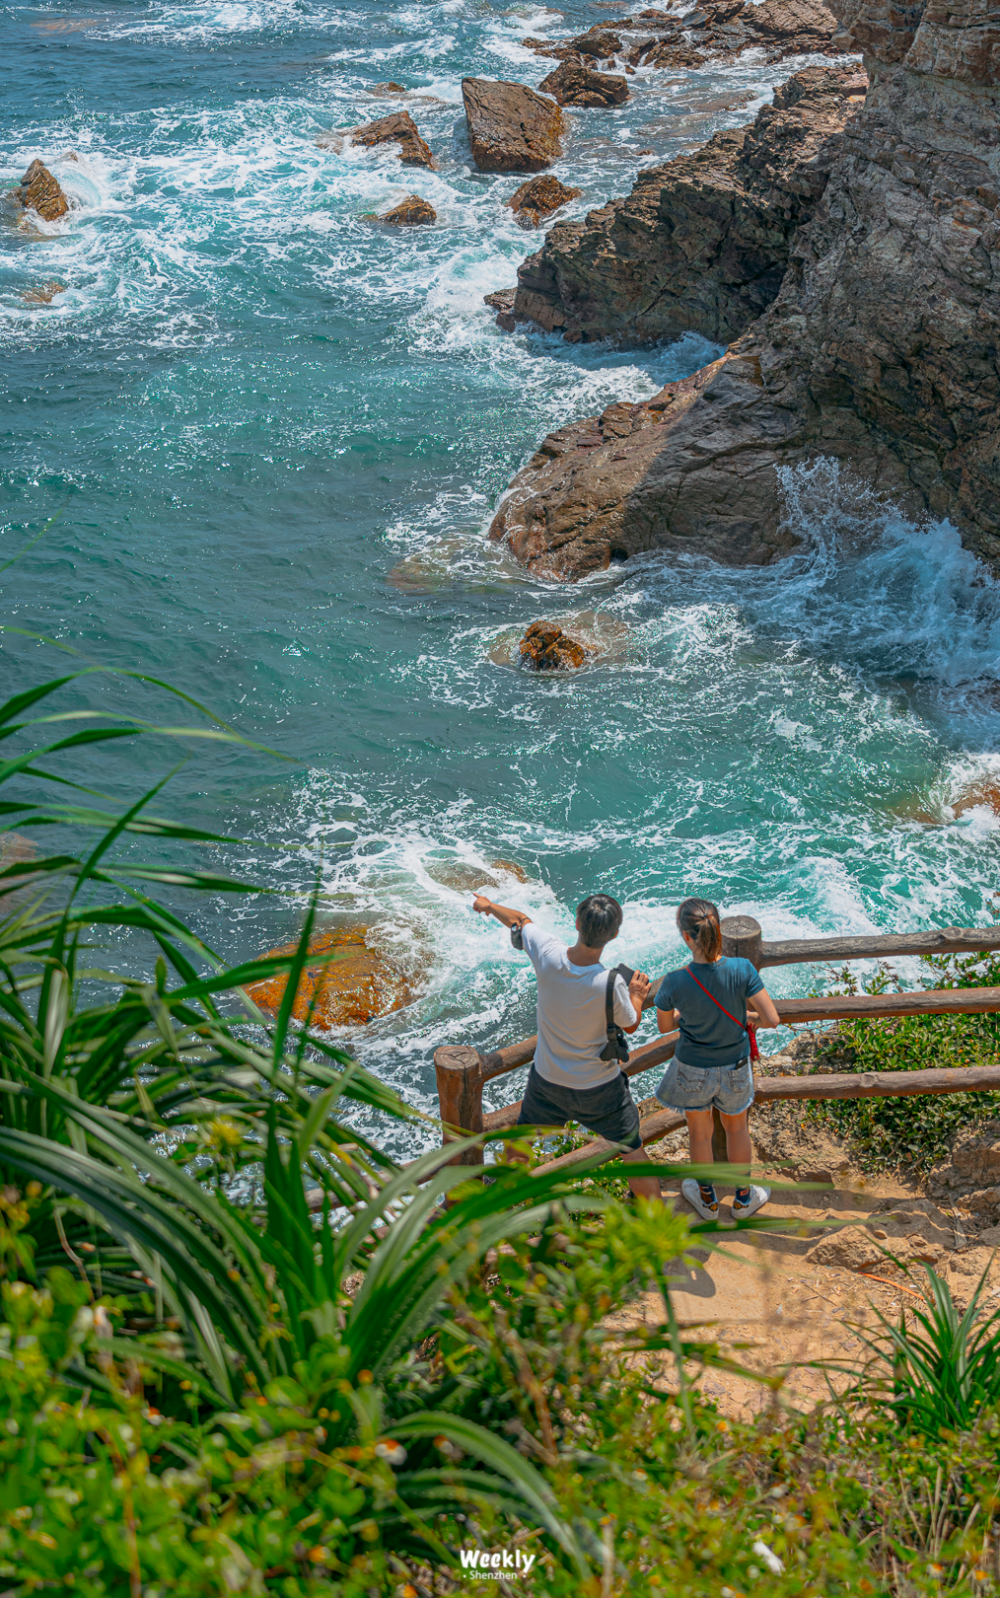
[505,65,868,345]
[491,0,1000,580]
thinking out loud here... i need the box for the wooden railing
[432,917,1000,1171]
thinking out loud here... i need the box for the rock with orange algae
[10,160,70,222]
[21,281,66,305]
[951,780,1000,818]
[369,194,436,225]
[519,620,587,670]
[243,928,413,1030]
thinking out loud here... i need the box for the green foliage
[809,950,1000,1174]
[0,672,419,1360]
[843,1262,1000,1438]
[2,1264,991,1597]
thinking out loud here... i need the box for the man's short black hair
[576,893,623,949]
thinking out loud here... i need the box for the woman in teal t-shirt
[654,898,780,1221]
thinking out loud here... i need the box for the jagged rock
[628,36,708,67]
[538,59,630,107]
[654,0,838,59]
[9,160,70,222]
[484,288,516,316]
[425,858,532,892]
[321,111,437,168]
[244,928,414,1029]
[370,82,407,94]
[929,1121,1000,1197]
[491,0,1000,581]
[508,174,582,230]
[572,26,625,57]
[524,26,624,61]
[21,281,66,305]
[519,621,587,669]
[806,1202,956,1273]
[462,78,565,172]
[745,0,840,55]
[367,194,436,225]
[0,833,41,912]
[506,65,866,344]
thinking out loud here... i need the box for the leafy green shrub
[809,951,1000,1174]
[843,1262,1000,1438]
[0,1249,890,1598]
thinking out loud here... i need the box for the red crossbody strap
[685,967,760,1063]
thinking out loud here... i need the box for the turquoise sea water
[4,0,1000,1158]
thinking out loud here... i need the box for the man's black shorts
[516,1065,642,1150]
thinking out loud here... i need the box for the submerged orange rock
[244,928,413,1029]
[952,780,1000,819]
[519,620,586,670]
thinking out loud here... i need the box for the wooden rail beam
[481,1031,680,1133]
[758,925,1000,969]
[774,986,1000,1024]
[480,989,1000,1132]
[435,917,1000,1162]
[531,1061,1000,1178]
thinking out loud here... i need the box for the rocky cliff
[503,65,867,345]
[490,0,1000,581]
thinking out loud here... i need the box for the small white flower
[752,1539,785,1575]
[375,1440,407,1467]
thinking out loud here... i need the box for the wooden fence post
[721,914,763,968]
[433,1045,486,1166]
[714,915,764,1167]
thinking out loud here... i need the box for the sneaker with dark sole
[681,1177,720,1221]
[731,1185,770,1220]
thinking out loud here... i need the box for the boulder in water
[369,194,437,225]
[519,620,587,669]
[370,82,408,95]
[21,281,66,305]
[950,779,1000,818]
[538,59,630,107]
[507,174,582,229]
[320,111,437,168]
[526,26,625,60]
[462,78,565,173]
[243,927,414,1030]
[9,160,70,222]
[569,26,624,57]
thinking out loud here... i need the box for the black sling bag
[599,967,632,1064]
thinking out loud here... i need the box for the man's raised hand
[629,970,652,1011]
[472,894,492,915]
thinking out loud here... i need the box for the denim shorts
[655,1055,754,1117]
[516,1065,642,1150]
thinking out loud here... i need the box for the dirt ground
[612,1062,1000,1419]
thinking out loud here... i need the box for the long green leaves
[838,1261,1000,1435]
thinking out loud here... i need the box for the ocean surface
[4,0,1000,1158]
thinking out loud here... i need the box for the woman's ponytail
[677,897,723,961]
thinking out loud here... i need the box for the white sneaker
[731,1185,770,1220]
[681,1177,720,1221]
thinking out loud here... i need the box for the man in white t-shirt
[471,891,661,1202]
